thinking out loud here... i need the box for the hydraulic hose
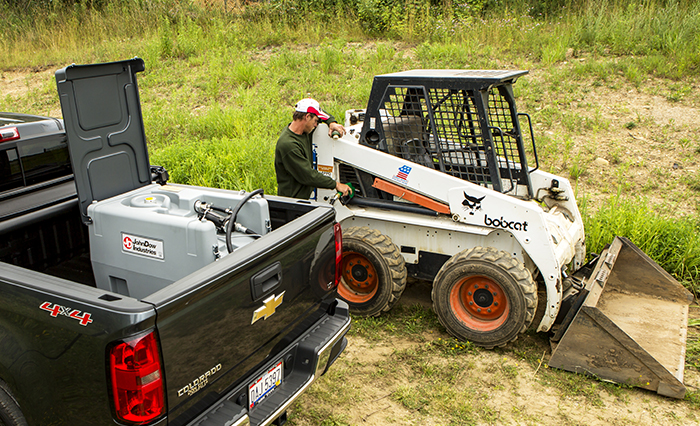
[226,188,264,253]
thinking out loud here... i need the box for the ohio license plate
[248,361,283,409]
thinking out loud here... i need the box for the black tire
[431,246,537,348]
[337,226,407,317]
[0,381,27,426]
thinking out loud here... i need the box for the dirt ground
[319,280,700,426]
[3,60,700,425]
[538,71,700,215]
[287,277,700,425]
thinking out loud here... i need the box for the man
[274,98,352,199]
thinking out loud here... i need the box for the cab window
[0,147,23,192]
[19,135,71,186]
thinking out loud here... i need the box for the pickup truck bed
[0,178,349,426]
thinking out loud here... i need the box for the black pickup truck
[0,59,350,426]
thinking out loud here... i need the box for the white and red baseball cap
[295,98,330,120]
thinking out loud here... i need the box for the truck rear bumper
[188,299,351,426]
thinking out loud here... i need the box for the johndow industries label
[121,232,164,259]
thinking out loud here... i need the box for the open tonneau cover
[55,58,151,225]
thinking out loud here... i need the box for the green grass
[297,301,699,425]
[3,1,700,424]
[2,0,700,75]
[349,304,443,341]
[580,195,700,296]
[683,172,700,192]
[687,390,700,411]
[687,340,700,370]
[3,0,699,295]
[150,135,277,193]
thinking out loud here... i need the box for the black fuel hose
[226,188,264,253]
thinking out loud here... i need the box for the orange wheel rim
[449,275,508,331]
[338,252,378,303]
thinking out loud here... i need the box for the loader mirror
[365,129,380,146]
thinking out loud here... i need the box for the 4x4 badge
[40,302,93,326]
[252,292,285,324]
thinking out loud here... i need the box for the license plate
[248,360,283,409]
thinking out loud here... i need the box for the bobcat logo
[462,192,485,216]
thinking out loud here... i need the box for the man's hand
[328,122,346,137]
[335,182,352,197]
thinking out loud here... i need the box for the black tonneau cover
[55,58,151,225]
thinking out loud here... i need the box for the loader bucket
[549,236,694,399]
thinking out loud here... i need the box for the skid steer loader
[311,70,694,398]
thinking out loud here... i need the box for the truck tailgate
[145,204,340,425]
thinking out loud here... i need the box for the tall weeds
[2,0,698,75]
[581,196,700,295]
[150,134,277,193]
[573,0,700,77]
[1,0,166,67]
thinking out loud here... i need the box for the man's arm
[280,146,337,189]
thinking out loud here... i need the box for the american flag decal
[396,165,412,180]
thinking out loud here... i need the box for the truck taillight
[0,127,20,143]
[109,331,165,424]
[334,222,343,288]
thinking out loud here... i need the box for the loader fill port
[549,236,694,399]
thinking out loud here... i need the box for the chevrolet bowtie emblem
[251,292,285,325]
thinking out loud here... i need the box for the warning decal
[318,164,333,177]
[122,233,164,259]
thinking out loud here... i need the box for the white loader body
[314,123,585,332]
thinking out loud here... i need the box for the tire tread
[342,226,407,316]
[431,246,537,348]
[0,380,27,426]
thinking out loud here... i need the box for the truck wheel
[0,381,27,426]
[431,247,537,348]
[337,226,407,317]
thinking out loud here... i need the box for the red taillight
[0,127,19,143]
[334,222,343,288]
[109,331,165,424]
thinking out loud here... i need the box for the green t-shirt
[275,126,337,199]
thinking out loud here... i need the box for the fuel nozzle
[194,200,231,231]
[329,183,354,206]
[339,182,355,205]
